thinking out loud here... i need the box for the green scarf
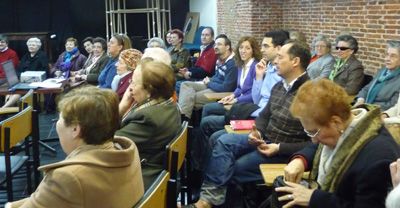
[310,104,382,192]
[328,59,346,80]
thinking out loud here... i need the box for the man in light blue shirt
[193,30,290,171]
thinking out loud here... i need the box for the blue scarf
[60,47,79,78]
[366,67,400,103]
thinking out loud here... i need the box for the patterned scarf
[310,104,382,192]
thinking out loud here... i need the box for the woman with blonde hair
[112,48,142,99]
[276,79,399,208]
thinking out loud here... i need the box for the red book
[230,120,255,130]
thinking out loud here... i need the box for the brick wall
[217,0,400,74]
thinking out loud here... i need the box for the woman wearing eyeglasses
[328,34,364,95]
[275,79,400,208]
[306,34,335,79]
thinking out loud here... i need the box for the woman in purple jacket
[201,36,262,117]
[51,37,87,78]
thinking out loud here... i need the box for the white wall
[189,0,217,32]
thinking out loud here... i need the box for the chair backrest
[0,106,33,152]
[133,170,170,208]
[18,89,34,110]
[166,121,188,172]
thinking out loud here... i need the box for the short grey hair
[26,37,42,48]
[147,37,166,49]
[312,34,332,52]
[335,34,359,54]
[387,40,400,54]
[142,47,171,66]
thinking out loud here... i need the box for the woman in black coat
[276,79,400,208]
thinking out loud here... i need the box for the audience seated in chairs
[6,86,144,207]
[307,34,335,79]
[199,36,261,120]
[3,37,49,108]
[182,40,312,208]
[354,40,400,111]
[328,34,364,96]
[194,30,288,171]
[112,48,142,99]
[169,29,191,80]
[50,37,87,79]
[115,60,181,190]
[98,34,131,89]
[178,34,238,121]
[176,27,218,93]
[275,79,400,208]
[74,37,110,85]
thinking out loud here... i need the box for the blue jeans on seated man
[199,133,287,206]
[202,102,227,118]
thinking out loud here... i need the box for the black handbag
[270,175,319,208]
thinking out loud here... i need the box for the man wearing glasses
[185,40,312,208]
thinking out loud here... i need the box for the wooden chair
[165,121,189,206]
[0,106,34,201]
[0,89,34,115]
[134,170,170,208]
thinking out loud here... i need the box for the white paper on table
[29,78,65,88]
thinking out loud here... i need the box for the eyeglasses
[335,46,351,51]
[304,128,321,138]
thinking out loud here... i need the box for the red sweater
[116,72,132,100]
[0,48,19,78]
[190,43,217,79]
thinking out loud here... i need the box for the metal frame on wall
[105,0,171,40]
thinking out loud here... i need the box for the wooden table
[204,92,232,101]
[259,164,310,186]
[259,164,287,186]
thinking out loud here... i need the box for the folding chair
[134,170,170,208]
[0,89,34,115]
[165,121,189,206]
[0,106,34,201]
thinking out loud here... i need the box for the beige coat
[10,136,144,208]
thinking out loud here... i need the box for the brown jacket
[10,136,144,208]
[331,55,364,96]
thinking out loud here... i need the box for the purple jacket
[51,51,87,77]
[233,60,257,103]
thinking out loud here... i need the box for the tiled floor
[0,112,65,207]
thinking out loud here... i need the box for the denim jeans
[201,102,226,118]
[200,133,287,205]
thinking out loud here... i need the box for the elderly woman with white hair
[2,37,49,108]
[147,37,166,49]
[17,37,49,75]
